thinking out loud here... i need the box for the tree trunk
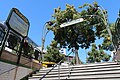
[75,49,80,64]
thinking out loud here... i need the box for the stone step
[34,66,120,76]
[29,73,120,80]
[38,63,120,74]
[32,70,120,78]
[29,62,120,80]
[39,62,118,72]
[71,62,119,69]
[38,64,120,75]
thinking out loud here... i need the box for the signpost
[6,8,30,37]
[0,8,30,65]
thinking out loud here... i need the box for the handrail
[39,50,73,80]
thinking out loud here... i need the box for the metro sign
[60,18,84,28]
[6,8,30,37]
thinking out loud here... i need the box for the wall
[0,50,42,80]
[0,61,32,80]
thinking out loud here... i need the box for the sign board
[60,18,84,28]
[6,8,30,37]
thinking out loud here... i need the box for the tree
[47,2,112,64]
[44,40,65,63]
[100,23,115,51]
[22,40,34,58]
[7,34,19,49]
[87,44,111,63]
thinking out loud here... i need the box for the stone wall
[0,61,32,80]
[1,50,41,69]
[0,50,42,80]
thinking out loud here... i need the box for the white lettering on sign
[60,18,84,28]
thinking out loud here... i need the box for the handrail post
[58,63,60,80]
[68,55,70,78]
[39,51,73,80]
[0,29,9,57]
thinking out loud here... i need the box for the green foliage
[113,16,120,49]
[7,34,20,50]
[87,44,111,63]
[46,2,118,64]
[44,40,65,63]
[22,41,34,58]
[100,23,116,51]
[48,2,108,50]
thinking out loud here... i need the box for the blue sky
[0,0,120,62]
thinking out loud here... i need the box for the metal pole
[41,22,50,62]
[68,55,70,78]
[58,63,60,80]
[17,38,24,65]
[0,29,9,57]
[98,6,116,50]
[41,38,45,61]
[13,66,18,80]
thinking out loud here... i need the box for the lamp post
[41,21,53,62]
[98,6,114,48]
[97,5,116,51]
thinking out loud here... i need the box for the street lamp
[60,6,113,45]
[59,5,115,64]
[41,21,53,62]
[98,5,117,51]
[60,18,84,28]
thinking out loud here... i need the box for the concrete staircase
[29,62,120,80]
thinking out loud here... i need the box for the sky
[0,0,120,63]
